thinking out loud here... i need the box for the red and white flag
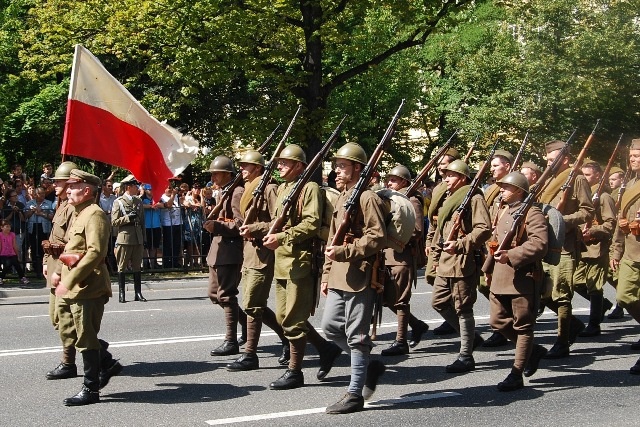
[62,44,199,195]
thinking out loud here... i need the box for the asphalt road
[1,274,639,426]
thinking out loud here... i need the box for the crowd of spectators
[0,162,222,283]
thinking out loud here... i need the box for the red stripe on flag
[62,100,174,195]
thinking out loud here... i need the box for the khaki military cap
[545,140,565,153]
[521,161,542,174]
[631,138,640,151]
[66,169,101,187]
[609,166,624,177]
[444,147,460,160]
[493,149,514,164]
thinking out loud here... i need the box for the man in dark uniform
[53,169,116,406]
[573,160,616,336]
[263,144,341,390]
[483,172,549,391]
[229,150,290,371]
[380,164,429,356]
[429,160,491,372]
[482,150,515,348]
[203,156,246,356]
[610,138,640,373]
[539,140,594,358]
[111,174,146,303]
[321,143,387,413]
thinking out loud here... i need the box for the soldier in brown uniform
[380,164,429,356]
[521,161,542,188]
[204,155,246,356]
[429,160,492,372]
[539,140,594,358]
[53,169,115,406]
[427,147,461,337]
[263,145,341,390]
[607,166,626,319]
[573,160,616,336]
[610,138,640,373]
[482,150,515,348]
[111,174,146,303]
[228,150,290,371]
[484,172,549,391]
[321,143,387,414]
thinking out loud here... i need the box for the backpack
[540,203,565,266]
[376,188,416,252]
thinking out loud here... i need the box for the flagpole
[61,44,82,156]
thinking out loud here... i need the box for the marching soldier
[263,144,341,390]
[203,156,247,356]
[484,172,549,391]
[482,149,515,348]
[429,160,492,372]
[610,138,640,374]
[573,160,616,336]
[111,174,146,303]
[53,169,117,406]
[427,147,461,337]
[380,165,429,356]
[539,140,593,358]
[520,161,542,187]
[607,166,626,319]
[321,143,387,414]
[228,150,291,371]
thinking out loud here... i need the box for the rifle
[556,120,600,213]
[592,133,623,210]
[243,106,303,226]
[463,134,479,163]
[616,165,633,211]
[509,131,530,173]
[206,121,283,220]
[483,131,575,272]
[267,115,347,235]
[405,130,458,197]
[331,100,405,246]
[445,139,499,242]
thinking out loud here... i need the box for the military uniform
[538,143,594,358]
[486,190,548,390]
[111,185,146,302]
[573,183,616,335]
[430,161,492,372]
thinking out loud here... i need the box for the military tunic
[45,199,74,328]
[611,176,640,307]
[111,194,145,272]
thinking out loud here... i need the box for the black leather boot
[580,293,603,337]
[118,272,126,303]
[63,350,100,406]
[133,272,146,301]
[99,339,122,389]
[46,346,77,380]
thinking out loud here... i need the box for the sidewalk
[0,271,208,299]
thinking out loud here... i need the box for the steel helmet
[208,155,235,173]
[334,142,367,165]
[388,165,412,182]
[239,150,265,167]
[443,160,471,179]
[53,161,79,180]
[498,171,530,193]
[276,144,307,165]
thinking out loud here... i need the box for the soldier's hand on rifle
[263,234,279,250]
[610,258,620,272]
[443,240,457,254]
[325,245,337,261]
[321,282,328,297]
[239,225,251,239]
[494,250,510,264]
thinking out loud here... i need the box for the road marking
[205,391,460,425]
[16,308,162,319]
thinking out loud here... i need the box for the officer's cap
[66,169,101,187]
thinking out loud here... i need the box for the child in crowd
[0,220,29,285]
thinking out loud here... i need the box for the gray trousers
[321,287,375,354]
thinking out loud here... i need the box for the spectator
[99,179,118,272]
[183,182,203,268]
[141,184,162,269]
[42,178,56,203]
[9,164,28,183]
[201,186,215,264]
[14,178,29,205]
[0,220,29,285]
[25,187,54,278]
[160,185,183,268]
[1,189,26,263]
[40,163,54,183]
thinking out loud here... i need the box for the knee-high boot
[118,273,126,303]
[133,272,146,302]
[63,349,100,406]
